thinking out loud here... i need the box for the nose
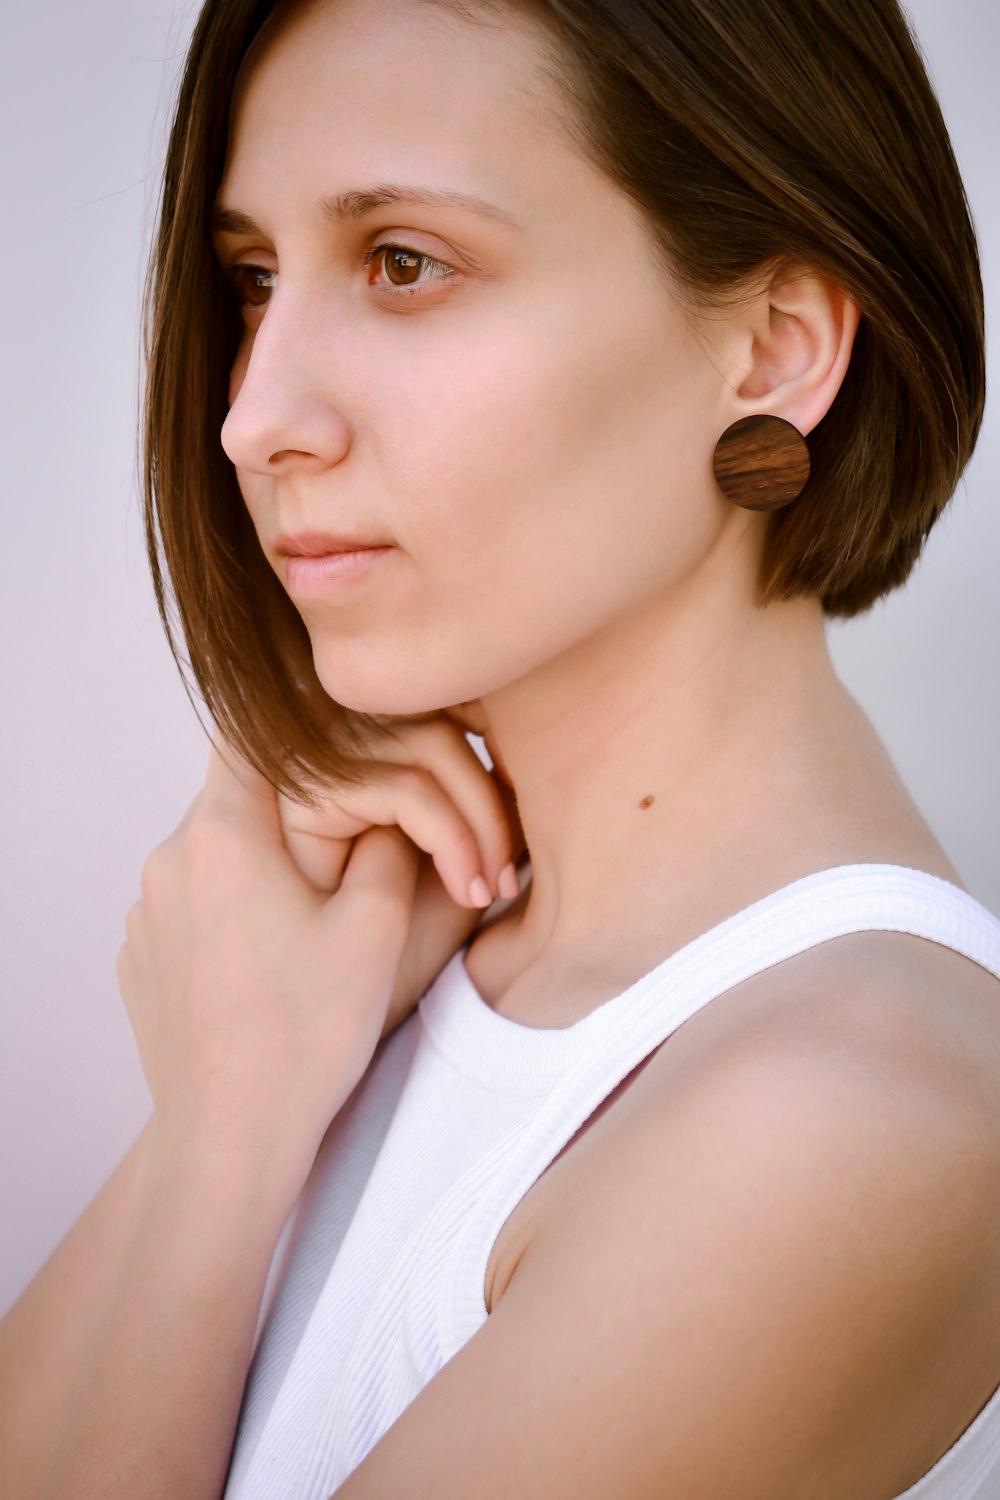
[220,291,351,477]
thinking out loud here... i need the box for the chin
[308,629,504,722]
[311,655,453,720]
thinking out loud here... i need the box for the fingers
[278,811,352,894]
[337,822,421,920]
[380,850,484,1038]
[321,758,501,909]
[363,716,517,899]
[278,715,521,909]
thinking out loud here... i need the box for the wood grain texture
[712,414,811,510]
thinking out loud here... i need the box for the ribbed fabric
[222,864,1000,1499]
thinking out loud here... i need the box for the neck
[468,582,920,981]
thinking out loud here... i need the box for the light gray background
[1,0,997,1315]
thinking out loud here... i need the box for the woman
[4,0,999,1495]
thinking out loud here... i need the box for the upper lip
[274,530,393,557]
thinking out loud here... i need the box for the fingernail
[469,874,493,907]
[497,861,520,900]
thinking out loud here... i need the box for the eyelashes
[361,241,456,293]
[225,242,457,316]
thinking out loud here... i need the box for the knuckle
[179,807,237,865]
[390,762,435,797]
[139,842,172,899]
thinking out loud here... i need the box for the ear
[726,265,861,436]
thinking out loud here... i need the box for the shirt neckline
[417,862,989,1092]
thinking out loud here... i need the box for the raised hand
[117,716,526,1180]
[276,709,527,1040]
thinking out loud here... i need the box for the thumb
[335,823,421,926]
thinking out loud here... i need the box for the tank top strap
[435,863,1000,1360]
[587,861,1000,1060]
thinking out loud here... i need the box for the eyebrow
[212,183,524,236]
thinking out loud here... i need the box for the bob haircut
[143,0,986,802]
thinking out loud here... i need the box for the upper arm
[336,1027,1000,1500]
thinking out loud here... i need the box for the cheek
[392,305,718,622]
[274,278,722,714]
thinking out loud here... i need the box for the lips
[281,541,395,599]
[274,530,393,557]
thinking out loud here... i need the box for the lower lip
[284,547,395,598]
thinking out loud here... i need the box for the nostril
[267,449,327,469]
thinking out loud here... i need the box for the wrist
[139,1114,314,1232]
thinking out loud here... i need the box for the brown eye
[381,246,425,286]
[364,241,455,295]
[228,264,277,307]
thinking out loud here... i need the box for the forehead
[221,0,577,207]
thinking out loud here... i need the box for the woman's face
[216,0,743,715]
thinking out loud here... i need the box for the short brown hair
[143,0,985,798]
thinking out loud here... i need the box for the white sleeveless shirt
[222,865,1000,1499]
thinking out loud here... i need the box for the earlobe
[734,267,861,437]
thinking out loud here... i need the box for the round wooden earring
[712,414,811,512]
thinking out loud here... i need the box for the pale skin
[4,0,1000,1496]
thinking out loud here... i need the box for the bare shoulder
[729,926,1000,1125]
[618,925,1000,1248]
[617,923,1000,1129]
[514,930,1000,1491]
[338,930,1000,1499]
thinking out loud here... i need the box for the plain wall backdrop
[1,0,997,1315]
